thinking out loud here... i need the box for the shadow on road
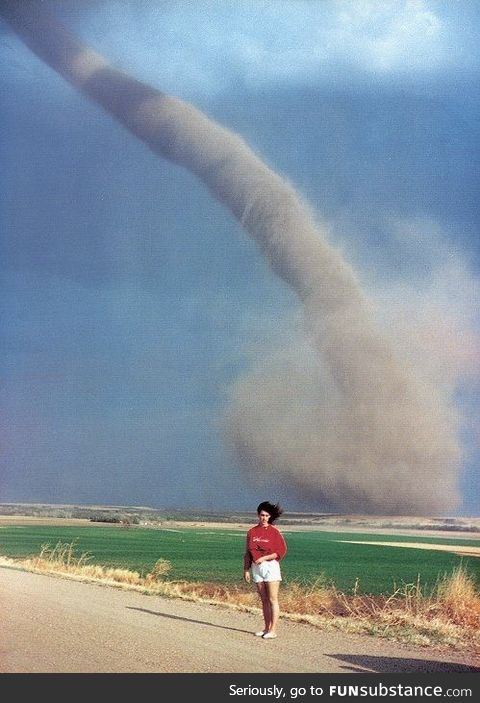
[328,654,480,673]
[126,606,253,635]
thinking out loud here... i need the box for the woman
[243,501,287,639]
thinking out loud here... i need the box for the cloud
[224,216,479,514]
[371,218,480,391]
[335,0,443,73]
[1,0,478,514]
[69,0,467,98]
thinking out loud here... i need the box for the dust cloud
[0,1,461,513]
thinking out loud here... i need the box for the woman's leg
[265,581,280,634]
[256,582,272,632]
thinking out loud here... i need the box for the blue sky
[1,0,479,514]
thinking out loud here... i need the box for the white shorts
[251,559,282,583]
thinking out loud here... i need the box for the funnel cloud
[0,1,462,514]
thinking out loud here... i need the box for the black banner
[1,673,479,702]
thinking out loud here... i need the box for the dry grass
[18,542,174,587]
[434,565,480,628]
[22,541,146,586]
[1,543,479,653]
[145,558,172,582]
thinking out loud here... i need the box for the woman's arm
[253,552,278,564]
[255,530,287,563]
[243,535,252,581]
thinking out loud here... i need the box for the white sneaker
[255,631,266,637]
[262,632,277,639]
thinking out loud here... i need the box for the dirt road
[0,567,478,673]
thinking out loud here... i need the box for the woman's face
[258,510,271,527]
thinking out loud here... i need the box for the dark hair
[257,501,283,524]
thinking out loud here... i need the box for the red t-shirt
[244,524,287,569]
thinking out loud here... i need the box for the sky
[0,0,479,515]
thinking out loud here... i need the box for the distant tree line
[89,513,140,525]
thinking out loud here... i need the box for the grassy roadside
[1,541,479,655]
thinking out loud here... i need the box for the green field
[1,525,479,595]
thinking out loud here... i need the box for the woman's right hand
[244,569,251,583]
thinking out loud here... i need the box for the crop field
[1,525,479,595]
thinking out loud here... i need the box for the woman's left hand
[254,557,265,565]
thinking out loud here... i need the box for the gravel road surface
[1,567,478,673]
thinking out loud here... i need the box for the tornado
[0,0,461,514]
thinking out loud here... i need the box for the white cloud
[75,0,460,97]
[336,0,443,73]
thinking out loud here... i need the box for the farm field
[1,524,479,595]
